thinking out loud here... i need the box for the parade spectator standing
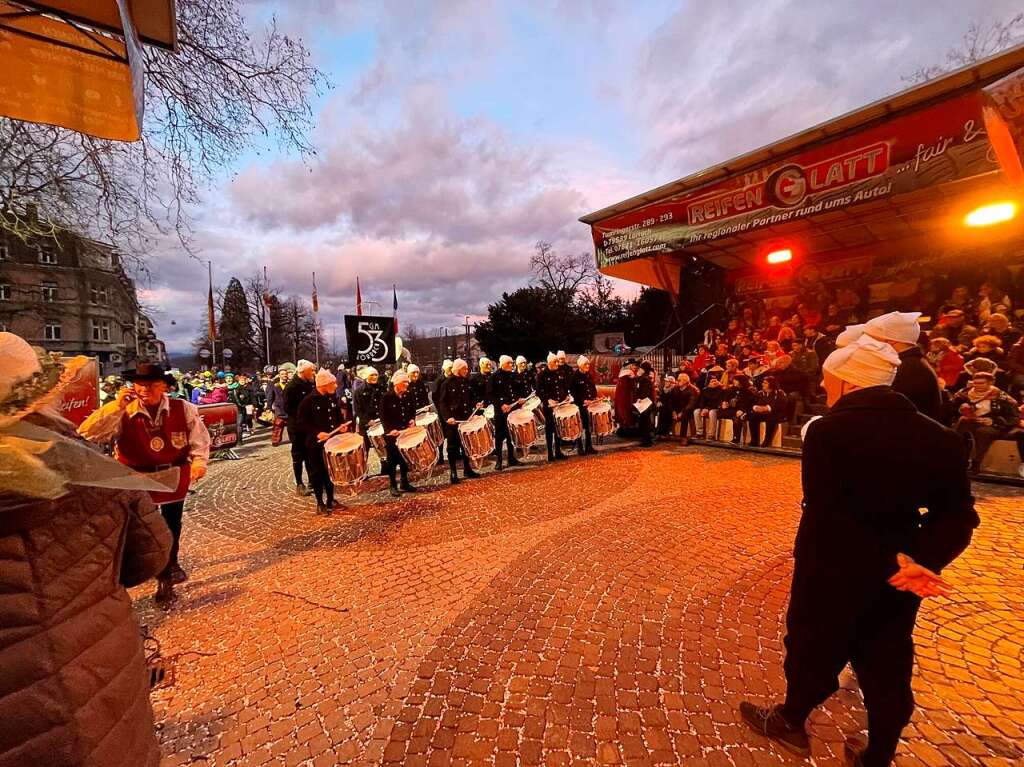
[296,368,351,514]
[266,368,290,446]
[284,360,316,495]
[740,336,978,767]
[635,361,656,447]
[0,333,172,767]
[79,362,211,605]
[614,364,637,435]
[951,370,1020,472]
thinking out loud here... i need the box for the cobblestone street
[137,432,1024,767]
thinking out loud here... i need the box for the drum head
[459,415,487,434]
[397,425,427,448]
[554,403,580,418]
[416,412,437,426]
[368,423,384,436]
[508,409,534,425]
[325,432,363,453]
[588,401,611,415]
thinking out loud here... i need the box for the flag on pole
[311,272,319,314]
[392,284,398,333]
[207,282,217,340]
[356,276,363,316]
[262,290,273,328]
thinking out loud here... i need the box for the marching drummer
[537,352,570,462]
[471,357,493,407]
[354,366,387,455]
[438,358,483,484]
[407,364,431,410]
[431,359,454,466]
[514,355,532,398]
[296,368,352,515]
[380,371,419,497]
[488,355,523,471]
[571,355,599,455]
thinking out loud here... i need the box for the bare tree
[530,241,595,297]
[904,12,1024,83]
[1,0,328,262]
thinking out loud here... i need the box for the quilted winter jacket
[0,432,171,767]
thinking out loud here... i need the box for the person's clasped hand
[888,553,952,599]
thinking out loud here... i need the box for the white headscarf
[297,359,315,373]
[391,371,410,386]
[515,355,527,366]
[441,359,453,371]
[546,352,557,364]
[557,350,566,361]
[364,366,379,380]
[315,368,336,386]
[577,355,590,368]
[452,358,469,374]
[407,364,420,374]
[822,335,900,387]
[837,311,921,348]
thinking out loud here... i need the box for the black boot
[389,483,402,497]
[495,451,504,471]
[154,577,175,606]
[507,449,522,466]
[463,458,481,478]
[449,466,461,484]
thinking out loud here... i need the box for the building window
[41,282,57,302]
[90,284,109,304]
[37,246,57,265]
[0,284,9,301]
[44,322,62,341]
[91,319,111,342]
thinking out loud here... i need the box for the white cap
[364,366,379,379]
[865,311,921,345]
[442,359,453,370]
[315,368,336,386]
[822,335,900,388]
[452,358,469,373]
[499,355,513,368]
[515,355,527,365]
[479,357,492,370]
[546,352,557,363]
[577,355,590,367]
[297,359,315,373]
[391,370,410,385]
[557,350,566,360]
[407,364,420,374]
[0,332,42,402]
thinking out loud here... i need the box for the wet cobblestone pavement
[135,430,1024,767]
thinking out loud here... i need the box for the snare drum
[366,419,386,456]
[324,432,368,486]
[586,400,615,437]
[415,411,444,448]
[397,426,438,474]
[554,403,582,442]
[508,408,539,449]
[458,414,495,467]
[523,394,545,431]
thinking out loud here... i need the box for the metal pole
[292,302,299,361]
[208,261,217,368]
[464,315,470,361]
[263,265,271,366]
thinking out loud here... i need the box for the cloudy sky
[139,0,1022,353]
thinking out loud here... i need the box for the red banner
[592,90,998,266]
[197,403,241,450]
[59,358,100,427]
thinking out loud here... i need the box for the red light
[766,248,793,264]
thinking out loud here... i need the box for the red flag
[356,276,363,316]
[207,283,217,341]
[392,284,398,333]
[311,272,319,313]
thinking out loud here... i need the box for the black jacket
[439,375,478,423]
[380,390,417,435]
[570,370,597,406]
[408,379,431,410]
[514,370,534,399]
[487,369,519,410]
[431,374,450,408]
[751,389,788,421]
[892,346,943,422]
[537,366,570,406]
[796,387,977,588]
[296,391,347,443]
[354,380,386,427]
[470,372,491,405]
[283,375,315,420]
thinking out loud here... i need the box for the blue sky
[142,0,1024,354]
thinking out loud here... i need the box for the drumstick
[318,420,353,442]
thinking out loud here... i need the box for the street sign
[199,349,211,358]
[223,348,234,359]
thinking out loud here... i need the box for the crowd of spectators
[649,275,1024,473]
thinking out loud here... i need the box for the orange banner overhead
[0,0,141,140]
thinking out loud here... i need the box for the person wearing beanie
[571,355,599,454]
[282,359,318,495]
[432,359,454,409]
[470,357,493,408]
[634,361,655,447]
[406,364,430,410]
[487,355,523,470]
[380,371,418,496]
[513,355,533,398]
[354,367,387,471]
[740,335,978,767]
[537,352,571,461]
[949,370,1021,472]
[296,369,352,514]
[438,358,483,483]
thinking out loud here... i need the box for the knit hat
[297,359,315,373]
[499,355,514,368]
[515,355,527,365]
[364,367,379,380]
[315,368,336,387]
[546,352,557,363]
[577,355,590,368]
[441,359,453,371]
[822,335,900,387]
[452,358,469,374]
[391,371,410,386]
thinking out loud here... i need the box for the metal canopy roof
[580,42,1024,227]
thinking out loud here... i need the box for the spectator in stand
[692,344,714,373]
[771,354,807,423]
[930,309,978,351]
[747,376,788,447]
[714,342,732,368]
[696,364,724,390]
[790,339,820,403]
[951,370,1020,472]
[797,302,821,329]
[764,315,783,342]
[741,356,766,386]
[738,344,755,366]
[720,357,743,388]
[676,374,700,445]
[804,325,833,362]
[728,374,758,445]
[963,334,1007,371]
[941,285,974,317]
[725,318,742,343]
[751,329,766,351]
[982,312,1022,351]
[977,282,1013,324]
[1007,336,1024,399]
[695,376,725,439]
[761,340,784,368]
[778,325,797,353]
[926,337,965,391]
[821,303,846,337]
[741,306,758,333]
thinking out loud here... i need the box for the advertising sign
[590,90,998,266]
[59,357,100,427]
[197,403,241,450]
[345,315,398,365]
[593,332,627,354]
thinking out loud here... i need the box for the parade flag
[312,272,319,314]
[262,290,273,328]
[392,284,399,333]
[356,276,363,316]
[207,276,217,341]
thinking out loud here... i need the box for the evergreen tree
[218,278,257,369]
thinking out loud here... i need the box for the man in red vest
[79,363,211,605]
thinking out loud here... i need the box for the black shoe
[389,485,402,498]
[316,502,328,515]
[555,452,567,461]
[738,703,809,757]
[154,578,175,606]
[169,563,189,584]
[295,483,310,496]
[547,452,555,462]
[508,456,522,466]
[450,473,461,485]
[495,460,504,471]
[399,482,417,493]
[464,468,481,479]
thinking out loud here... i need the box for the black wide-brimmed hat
[123,362,176,385]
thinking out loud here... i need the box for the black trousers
[782,581,920,767]
[637,409,653,446]
[383,437,409,486]
[305,439,334,505]
[493,410,515,462]
[747,415,778,447]
[543,407,565,457]
[286,422,308,485]
[577,407,593,451]
[444,424,474,473]
[158,499,185,579]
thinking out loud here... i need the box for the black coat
[354,381,386,427]
[487,369,519,409]
[892,346,942,422]
[408,379,431,410]
[570,369,597,405]
[796,386,977,589]
[283,375,315,420]
[514,369,534,399]
[470,372,491,405]
[537,366,569,405]
[751,389,788,421]
[296,391,347,444]
[380,390,417,434]
[439,375,478,422]
[431,374,450,408]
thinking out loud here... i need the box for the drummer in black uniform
[470,357,493,407]
[514,356,533,398]
[488,355,523,470]
[438,358,483,483]
[537,352,570,462]
[406,364,431,410]
[354,365,386,447]
[380,371,418,497]
[431,359,453,465]
[296,368,352,514]
[571,355,599,455]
